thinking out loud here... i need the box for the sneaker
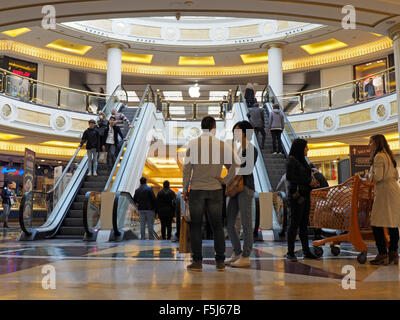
[87,172,92,176]
[273,152,278,155]
[216,262,225,271]
[93,172,98,176]
[225,252,241,265]
[231,256,251,268]
[285,253,298,262]
[187,262,202,271]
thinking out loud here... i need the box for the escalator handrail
[235,85,273,193]
[100,84,129,115]
[103,85,152,192]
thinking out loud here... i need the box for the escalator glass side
[83,191,101,236]
[113,192,138,236]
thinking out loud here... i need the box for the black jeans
[271,129,283,153]
[189,190,225,263]
[160,216,173,240]
[105,143,117,167]
[254,127,266,149]
[372,226,399,255]
[287,193,311,255]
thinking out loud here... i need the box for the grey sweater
[269,109,285,130]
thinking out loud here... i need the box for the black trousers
[254,127,266,149]
[160,216,173,240]
[175,209,180,239]
[271,129,283,153]
[287,193,311,255]
[372,226,399,255]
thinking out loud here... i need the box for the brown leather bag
[225,175,244,197]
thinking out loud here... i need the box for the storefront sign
[349,145,371,177]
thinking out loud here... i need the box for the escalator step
[75,195,85,202]
[67,210,83,218]
[86,176,109,182]
[82,181,107,189]
[70,202,84,210]
[63,217,84,227]
[79,187,103,195]
[57,226,85,236]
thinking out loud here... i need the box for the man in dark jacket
[102,116,126,168]
[133,177,157,240]
[156,180,176,240]
[80,119,100,176]
[1,181,14,228]
[247,106,266,149]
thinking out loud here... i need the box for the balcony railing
[277,67,396,114]
[0,67,109,114]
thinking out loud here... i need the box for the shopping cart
[309,175,382,264]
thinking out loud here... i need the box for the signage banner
[23,148,35,193]
[349,145,371,177]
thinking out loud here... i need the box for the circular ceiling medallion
[210,27,229,41]
[189,127,201,137]
[371,103,390,122]
[2,104,12,118]
[317,112,339,132]
[161,26,180,41]
[377,104,386,118]
[112,21,130,35]
[55,116,66,128]
[323,116,334,129]
[261,21,278,35]
[50,113,71,131]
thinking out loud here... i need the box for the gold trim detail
[0,38,393,77]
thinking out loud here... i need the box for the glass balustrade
[279,67,395,114]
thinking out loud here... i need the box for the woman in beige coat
[368,134,400,265]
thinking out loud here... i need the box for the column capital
[261,41,287,50]
[105,42,126,50]
[389,24,400,41]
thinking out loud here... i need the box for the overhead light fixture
[0,133,24,140]
[121,52,153,64]
[300,38,348,55]
[209,91,228,101]
[163,91,183,101]
[240,52,268,64]
[40,141,80,148]
[169,106,186,115]
[178,56,215,66]
[2,27,31,37]
[46,39,92,55]
[188,84,200,98]
[126,91,140,102]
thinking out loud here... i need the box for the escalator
[55,104,136,238]
[18,85,132,240]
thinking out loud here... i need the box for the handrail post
[156,89,161,111]
[382,74,386,95]
[57,88,61,107]
[219,101,224,119]
[328,89,332,109]
[228,89,232,111]
[355,81,360,102]
[28,80,34,102]
[85,94,90,113]
[300,94,304,112]
[193,102,197,120]
[167,102,171,120]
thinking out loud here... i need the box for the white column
[106,44,122,95]
[267,44,283,99]
[389,25,400,148]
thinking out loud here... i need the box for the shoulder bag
[226,175,244,198]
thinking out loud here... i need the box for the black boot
[3,222,8,228]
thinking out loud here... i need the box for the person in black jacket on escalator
[285,138,320,262]
[156,180,176,240]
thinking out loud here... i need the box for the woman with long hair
[368,134,400,265]
[285,138,320,261]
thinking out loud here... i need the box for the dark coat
[286,156,312,197]
[156,188,176,218]
[1,187,12,205]
[102,125,124,147]
[96,119,109,137]
[245,88,258,108]
[80,128,101,151]
[133,184,156,211]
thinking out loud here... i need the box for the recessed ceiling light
[179,56,215,66]
[0,133,24,140]
[121,52,153,64]
[300,38,348,55]
[240,52,268,64]
[46,39,92,55]
[40,141,80,148]
[2,27,31,37]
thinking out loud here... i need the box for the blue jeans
[188,189,225,263]
[139,210,155,240]
[1,203,10,224]
[226,186,254,257]
[86,148,98,173]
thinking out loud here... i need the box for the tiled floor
[0,227,399,299]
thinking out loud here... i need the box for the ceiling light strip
[0,140,86,157]
[0,38,393,77]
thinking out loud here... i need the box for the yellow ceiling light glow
[178,56,215,66]
[0,141,86,157]
[308,142,348,149]
[40,141,80,148]
[2,28,31,37]
[122,52,153,64]
[0,133,24,140]
[300,38,348,55]
[45,39,92,55]
[240,52,268,64]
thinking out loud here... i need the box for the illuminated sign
[12,69,31,77]
[1,167,24,176]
